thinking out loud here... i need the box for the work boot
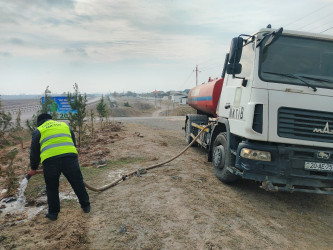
[45,213,58,221]
[82,205,91,213]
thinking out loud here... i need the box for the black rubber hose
[84,123,214,192]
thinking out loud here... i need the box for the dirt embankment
[1,121,333,249]
[87,97,196,118]
[86,97,157,118]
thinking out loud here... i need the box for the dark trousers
[42,155,90,214]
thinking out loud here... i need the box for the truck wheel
[185,119,197,146]
[212,132,238,183]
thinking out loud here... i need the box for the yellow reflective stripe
[40,142,75,153]
[40,133,72,146]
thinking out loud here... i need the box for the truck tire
[185,119,197,146]
[212,132,238,183]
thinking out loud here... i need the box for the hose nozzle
[25,174,31,180]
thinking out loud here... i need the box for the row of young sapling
[0,83,115,199]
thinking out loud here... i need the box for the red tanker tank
[188,77,224,117]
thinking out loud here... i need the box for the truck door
[218,42,255,137]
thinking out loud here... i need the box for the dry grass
[161,105,197,116]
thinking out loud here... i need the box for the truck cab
[187,27,333,194]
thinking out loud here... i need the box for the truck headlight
[240,148,271,162]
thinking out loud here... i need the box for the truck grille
[278,107,333,143]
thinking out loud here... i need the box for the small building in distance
[170,91,187,104]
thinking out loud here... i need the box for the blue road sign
[41,96,77,120]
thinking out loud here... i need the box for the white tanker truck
[185,26,333,194]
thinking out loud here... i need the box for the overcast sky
[1,0,333,95]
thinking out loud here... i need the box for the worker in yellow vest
[28,113,90,221]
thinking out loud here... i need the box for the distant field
[2,99,40,108]
[1,96,196,121]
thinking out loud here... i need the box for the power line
[309,19,333,32]
[320,26,333,33]
[284,2,333,28]
[197,55,223,68]
[179,71,194,89]
[200,62,220,70]
[200,64,221,72]
[297,13,332,30]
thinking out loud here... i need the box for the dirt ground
[1,119,333,249]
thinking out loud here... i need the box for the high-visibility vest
[38,120,78,163]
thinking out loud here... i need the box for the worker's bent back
[38,120,78,163]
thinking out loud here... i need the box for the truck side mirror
[229,37,244,64]
[226,63,242,75]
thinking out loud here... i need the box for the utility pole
[193,65,200,86]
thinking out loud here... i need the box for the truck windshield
[259,35,333,89]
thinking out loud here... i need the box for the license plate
[305,162,333,172]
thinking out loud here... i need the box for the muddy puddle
[0,178,78,224]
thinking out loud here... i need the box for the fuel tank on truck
[188,77,224,117]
